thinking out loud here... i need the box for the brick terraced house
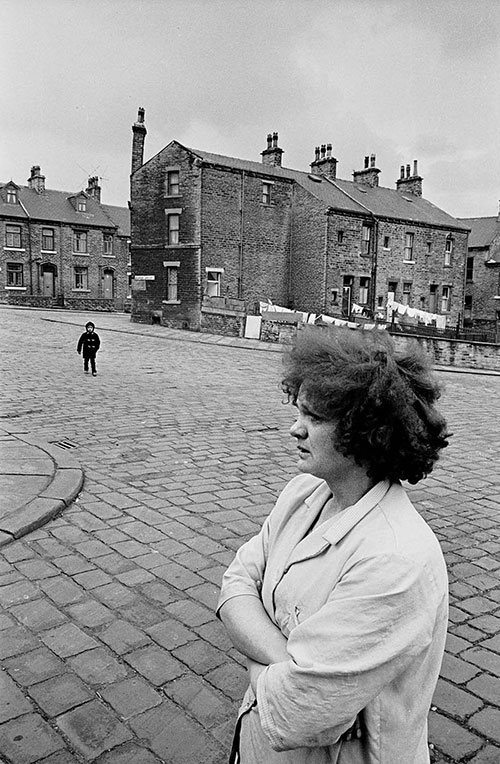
[130,108,469,332]
[0,168,130,310]
[459,212,500,339]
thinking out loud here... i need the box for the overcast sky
[2,0,499,218]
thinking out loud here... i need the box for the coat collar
[283,479,392,571]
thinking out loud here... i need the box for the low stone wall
[389,333,500,372]
[200,308,245,337]
[3,294,119,312]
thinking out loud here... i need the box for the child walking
[77,321,101,376]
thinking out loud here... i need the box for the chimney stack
[27,165,45,193]
[86,176,101,203]
[131,107,147,175]
[261,131,284,166]
[352,154,380,188]
[310,142,338,179]
[396,159,423,196]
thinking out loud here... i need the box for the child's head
[85,322,95,333]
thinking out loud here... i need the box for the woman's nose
[290,417,306,439]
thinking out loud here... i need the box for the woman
[217,325,449,764]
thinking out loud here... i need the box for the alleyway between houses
[0,306,499,764]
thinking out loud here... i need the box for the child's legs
[83,355,89,371]
[89,354,96,374]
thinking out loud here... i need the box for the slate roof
[188,146,469,232]
[459,216,498,249]
[0,182,129,233]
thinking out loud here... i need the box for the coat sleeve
[77,334,84,352]
[216,516,271,615]
[95,334,101,351]
[256,553,439,751]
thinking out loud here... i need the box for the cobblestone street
[1,306,499,764]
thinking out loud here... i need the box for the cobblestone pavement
[0,306,499,764]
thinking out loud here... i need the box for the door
[103,271,114,299]
[42,266,55,296]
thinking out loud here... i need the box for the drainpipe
[323,209,330,313]
[18,199,33,295]
[238,171,245,299]
[370,218,379,316]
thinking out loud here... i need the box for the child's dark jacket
[77,332,101,357]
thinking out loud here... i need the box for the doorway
[41,264,56,297]
[103,269,114,299]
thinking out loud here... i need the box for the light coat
[217,475,448,763]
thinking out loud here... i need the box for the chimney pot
[267,133,272,149]
[326,143,332,157]
[320,144,326,158]
[137,107,145,123]
[400,165,405,179]
[272,132,278,148]
[370,154,376,168]
[413,159,418,176]
[406,164,411,178]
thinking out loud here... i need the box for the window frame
[441,285,451,313]
[359,276,370,304]
[77,199,87,212]
[166,170,180,196]
[361,224,371,256]
[5,224,22,249]
[7,188,17,204]
[383,235,390,250]
[404,232,415,262]
[337,230,344,244]
[444,236,453,266]
[262,182,272,205]
[6,262,24,287]
[103,233,114,256]
[73,265,89,290]
[402,281,412,306]
[206,268,223,297]
[73,230,88,253]
[41,227,55,252]
[167,213,180,245]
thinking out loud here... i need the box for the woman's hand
[219,595,289,665]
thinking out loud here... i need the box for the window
[359,277,370,304]
[42,228,55,251]
[103,233,113,255]
[73,266,88,290]
[6,224,22,248]
[387,281,398,297]
[262,182,272,205]
[464,295,473,320]
[426,241,432,254]
[206,270,222,297]
[383,235,390,249]
[361,225,371,256]
[337,231,344,244]
[342,275,353,316]
[7,262,24,286]
[429,284,438,313]
[441,286,451,313]
[330,288,338,304]
[7,188,17,204]
[77,199,86,212]
[73,231,88,253]
[165,266,179,302]
[167,214,180,245]
[166,171,180,196]
[402,281,412,306]
[466,257,474,282]
[444,236,453,266]
[404,232,415,261]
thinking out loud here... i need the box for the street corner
[0,434,85,547]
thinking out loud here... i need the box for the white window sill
[164,194,181,199]
[41,249,56,254]
[382,247,391,251]
[162,300,181,305]
[4,247,25,252]
[73,252,89,256]
[6,286,27,290]
[72,288,91,293]
[103,254,116,258]
[403,260,415,264]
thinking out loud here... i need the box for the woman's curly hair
[282,325,449,485]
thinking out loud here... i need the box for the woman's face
[290,392,355,487]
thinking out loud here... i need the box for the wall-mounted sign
[134,275,155,281]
